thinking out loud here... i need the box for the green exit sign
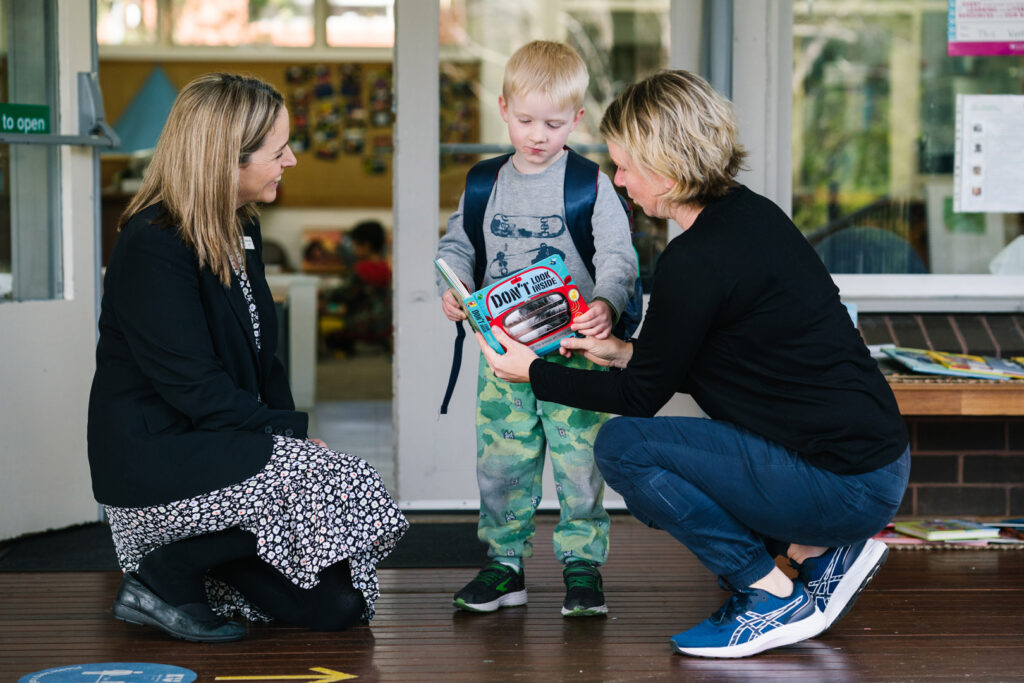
[0,103,50,134]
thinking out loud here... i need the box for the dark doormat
[0,523,118,571]
[0,521,485,571]
[381,521,486,568]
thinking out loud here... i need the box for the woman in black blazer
[88,73,407,642]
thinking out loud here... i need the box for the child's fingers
[574,308,595,323]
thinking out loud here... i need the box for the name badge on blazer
[242,236,255,250]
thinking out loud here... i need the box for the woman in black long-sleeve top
[88,73,406,642]
[478,70,909,659]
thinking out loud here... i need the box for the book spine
[477,321,505,354]
[465,300,503,354]
[530,331,578,356]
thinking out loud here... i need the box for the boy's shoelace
[564,567,600,590]
[476,563,513,586]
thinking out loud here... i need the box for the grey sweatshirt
[437,152,637,317]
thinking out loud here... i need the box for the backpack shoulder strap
[441,153,510,415]
[463,153,512,288]
[564,148,643,339]
[563,148,600,278]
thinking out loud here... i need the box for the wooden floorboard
[2,515,1022,682]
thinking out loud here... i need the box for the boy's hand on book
[570,300,613,339]
[476,326,537,383]
[441,289,468,322]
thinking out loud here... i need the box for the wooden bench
[857,312,1024,415]
[887,375,1024,416]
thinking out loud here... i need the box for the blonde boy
[436,41,637,616]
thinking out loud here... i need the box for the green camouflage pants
[475,353,610,566]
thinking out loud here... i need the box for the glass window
[326,0,393,48]
[171,0,314,47]
[0,0,62,302]
[792,0,1024,275]
[438,0,671,290]
[97,0,159,46]
[98,0,401,50]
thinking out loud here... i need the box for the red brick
[916,486,1006,517]
[908,455,958,483]
[915,420,1005,452]
[963,455,1024,484]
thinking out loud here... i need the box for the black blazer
[87,203,307,507]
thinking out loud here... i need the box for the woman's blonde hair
[503,40,588,111]
[120,73,284,286]
[599,69,747,207]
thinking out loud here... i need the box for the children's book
[435,257,485,335]
[892,519,1001,541]
[435,255,590,356]
[872,525,928,545]
[925,350,1024,379]
[881,346,1016,381]
[998,518,1024,540]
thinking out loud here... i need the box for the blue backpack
[440,148,643,413]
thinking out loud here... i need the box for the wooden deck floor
[3,515,1023,682]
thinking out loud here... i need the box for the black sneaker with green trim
[561,561,607,617]
[453,560,527,613]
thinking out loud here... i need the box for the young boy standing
[436,41,638,617]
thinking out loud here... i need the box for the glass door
[0,0,113,538]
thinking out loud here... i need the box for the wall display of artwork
[99,60,480,208]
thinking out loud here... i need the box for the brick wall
[900,417,1024,517]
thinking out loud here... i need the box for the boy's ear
[498,95,509,122]
[570,107,585,130]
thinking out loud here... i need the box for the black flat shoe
[113,572,246,642]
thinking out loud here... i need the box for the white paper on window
[954,94,1024,213]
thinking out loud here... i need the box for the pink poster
[948,0,1024,56]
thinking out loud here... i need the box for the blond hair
[600,70,747,207]
[120,73,284,286]
[503,40,588,111]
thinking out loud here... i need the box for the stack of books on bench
[873,519,1024,547]
[881,346,1024,381]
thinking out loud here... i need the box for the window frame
[97,0,395,60]
[742,1,1023,313]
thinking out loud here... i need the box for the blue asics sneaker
[795,538,889,631]
[453,561,527,613]
[671,580,825,658]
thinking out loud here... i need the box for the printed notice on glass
[948,0,1024,56]
[954,94,1024,213]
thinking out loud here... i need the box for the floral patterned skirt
[106,436,408,622]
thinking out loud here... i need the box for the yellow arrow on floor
[215,667,356,682]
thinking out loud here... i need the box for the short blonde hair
[503,40,588,111]
[120,73,284,286]
[600,70,747,206]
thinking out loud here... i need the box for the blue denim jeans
[594,416,910,589]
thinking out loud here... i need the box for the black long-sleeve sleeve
[531,186,907,475]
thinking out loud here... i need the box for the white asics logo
[808,549,848,605]
[730,593,808,646]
